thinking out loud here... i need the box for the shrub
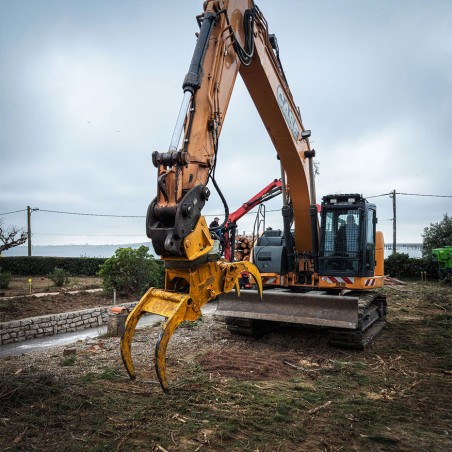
[384,252,437,279]
[0,269,11,289]
[98,246,164,297]
[385,253,410,278]
[49,267,70,287]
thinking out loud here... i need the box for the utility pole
[391,190,396,255]
[27,206,32,257]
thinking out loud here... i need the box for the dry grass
[0,281,451,451]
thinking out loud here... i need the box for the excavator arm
[147,0,314,257]
[121,0,316,393]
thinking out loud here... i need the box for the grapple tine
[241,261,263,301]
[120,289,156,379]
[154,308,188,393]
[231,261,263,301]
[234,279,241,297]
[120,288,196,393]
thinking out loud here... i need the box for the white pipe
[280,162,287,207]
[169,91,192,152]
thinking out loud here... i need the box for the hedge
[0,256,108,276]
[0,253,441,280]
[384,253,438,279]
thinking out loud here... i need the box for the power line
[367,192,452,199]
[366,191,452,199]
[0,208,28,215]
[4,190,451,221]
[366,193,391,199]
[33,233,147,237]
[397,192,452,198]
[37,209,145,218]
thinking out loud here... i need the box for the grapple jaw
[120,288,193,393]
[120,218,262,393]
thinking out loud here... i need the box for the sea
[2,243,423,259]
[2,242,156,258]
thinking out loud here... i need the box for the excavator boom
[146,1,314,258]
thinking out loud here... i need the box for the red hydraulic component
[221,179,320,262]
[223,179,283,261]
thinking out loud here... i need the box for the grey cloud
[1,0,450,246]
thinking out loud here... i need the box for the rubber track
[328,292,387,349]
[224,317,278,337]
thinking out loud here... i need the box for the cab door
[364,208,376,276]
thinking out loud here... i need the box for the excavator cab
[319,194,377,278]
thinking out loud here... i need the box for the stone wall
[0,301,138,345]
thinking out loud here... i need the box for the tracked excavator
[120,0,386,393]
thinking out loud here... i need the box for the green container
[432,246,452,271]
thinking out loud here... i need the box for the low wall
[0,301,138,345]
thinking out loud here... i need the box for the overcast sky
[1,0,451,251]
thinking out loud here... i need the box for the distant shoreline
[2,242,156,258]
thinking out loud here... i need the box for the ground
[0,279,451,451]
[1,275,102,297]
[0,277,136,322]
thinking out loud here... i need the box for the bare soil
[1,276,102,297]
[0,276,137,323]
[0,281,451,451]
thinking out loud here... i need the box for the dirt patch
[0,275,140,322]
[198,330,337,382]
[1,275,102,297]
[0,290,137,323]
[0,282,451,451]
[199,346,303,380]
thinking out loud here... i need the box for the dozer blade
[216,289,359,329]
[120,259,263,393]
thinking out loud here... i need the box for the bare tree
[0,219,28,253]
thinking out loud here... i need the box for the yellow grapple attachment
[120,216,262,393]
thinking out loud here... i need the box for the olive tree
[0,219,27,254]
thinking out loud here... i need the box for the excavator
[120,0,386,393]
